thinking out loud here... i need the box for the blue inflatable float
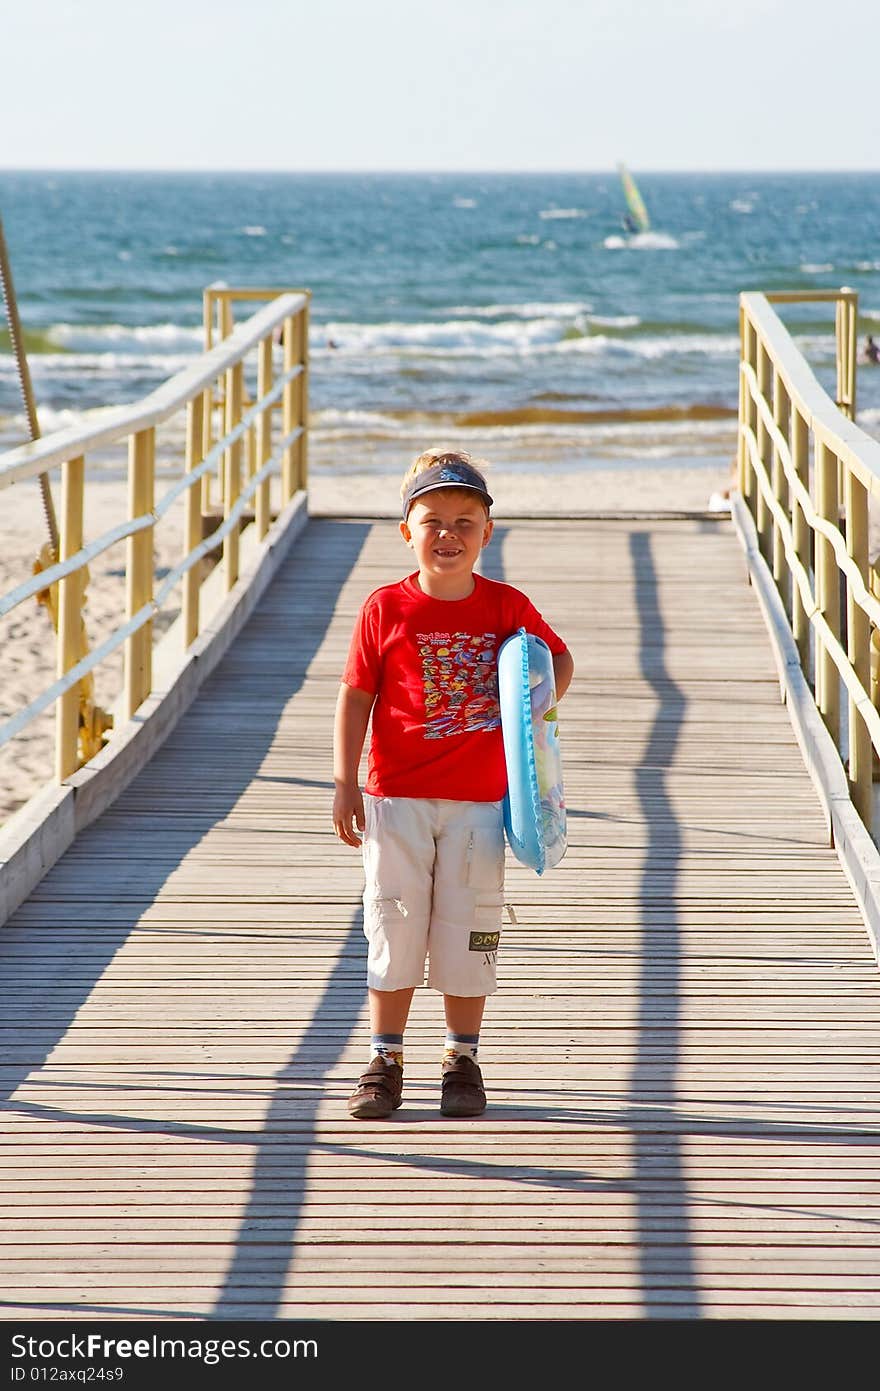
[498,627,567,875]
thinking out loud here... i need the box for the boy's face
[400,488,493,582]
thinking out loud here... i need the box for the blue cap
[402,459,493,520]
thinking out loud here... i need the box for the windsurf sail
[617,163,650,233]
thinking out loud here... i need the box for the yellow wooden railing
[737,286,880,832]
[0,286,310,787]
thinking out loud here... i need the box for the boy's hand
[333,783,365,848]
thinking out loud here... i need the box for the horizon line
[1,165,879,177]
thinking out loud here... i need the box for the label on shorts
[469,930,500,952]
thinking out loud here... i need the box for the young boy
[332,449,573,1119]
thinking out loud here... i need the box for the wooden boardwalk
[3,513,880,1321]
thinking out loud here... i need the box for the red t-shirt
[342,572,567,801]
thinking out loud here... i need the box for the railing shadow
[0,518,373,1316]
[628,529,698,1314]
[483,524,699,1315]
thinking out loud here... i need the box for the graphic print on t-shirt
[417,630,500,739]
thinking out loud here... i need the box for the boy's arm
[332,682,375,847]
[553,648,574,702]
[530,647,574,718]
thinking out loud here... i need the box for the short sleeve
[515,595,568,656]
[342,595,382,694]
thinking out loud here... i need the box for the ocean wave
[603,231,680,251]
[801,262,834,274]
[311,408,407,430]
[46,322,204,355]
[312,403,736,433]
[0,350,198,379]
[1,405,89,440]
[315,317,568,355]
[586,314,641,329]
[556,332,740,360]
[2,315,741,373]
[538,208,586,219]
[313,319,733,359]
[446,301,593,320]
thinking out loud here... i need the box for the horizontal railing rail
[0,287,310,792]
[738,286,880,832]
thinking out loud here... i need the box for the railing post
[772,368,791,614]
[737,304,746,497]
[256,335,273,539]
[184,393,205,648]
[203,288,214,353]
[223,360,243,591]
[756,341,773,561]
[125,428,154,718]
[55,455,85,781]
[221,295,233,341]
[844,463,872,828]
[815,439,840,744]
[282,314,297,503]
[791,408,811,676]
[201,379,214,515]
[296,299,309,493]
[836,288,858,421]
[739,310,756,514]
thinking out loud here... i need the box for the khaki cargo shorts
[361,794,506,996]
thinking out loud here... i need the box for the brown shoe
[440,1054,486,1117]
[347,1056,403,1120]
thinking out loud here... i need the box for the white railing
[0,287,309,789]
[737,287,880,831]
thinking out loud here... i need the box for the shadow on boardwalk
[1,521,372,1318]
[6,517,867,1320]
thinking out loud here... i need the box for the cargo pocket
[363,895,409,933]
[465,827,504,934]
[465,828,505,892]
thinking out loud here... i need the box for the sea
[2,169,880,488]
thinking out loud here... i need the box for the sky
[3,0,878,173]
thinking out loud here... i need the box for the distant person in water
[864,335,880,365]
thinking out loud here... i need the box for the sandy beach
[0,455,733,826]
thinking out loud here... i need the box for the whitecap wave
[309,318,739,361]
[446,301,593,320]
[46,323,204,355]
[604,231,679,250]
[538,208,586,220]
[312,408,405,431]
[557,333,740,360]
[242,225,267,236]
[7,406,88,437]
[801,262,834,274]
[586,314,641,329]
[314,317,566,355]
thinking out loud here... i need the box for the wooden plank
[1,517,879,1322]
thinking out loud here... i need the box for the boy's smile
[400,488,494,600]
